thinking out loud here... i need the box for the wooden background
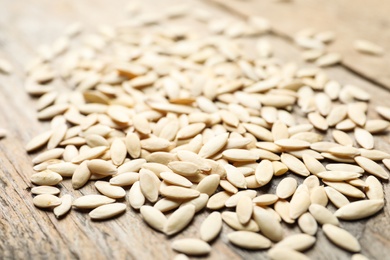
[0,0,389,259]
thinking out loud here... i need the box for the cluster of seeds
[24,3,390,259]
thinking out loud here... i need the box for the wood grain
[0,0,389,259]
[211,0,390,90]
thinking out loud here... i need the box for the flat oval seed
[160,186,200,200]
[276,177,297,199]
[355,156,389,180]
[140,206,167,232]
[324,186,350,208]
[236,195,253,225]
[298,212,318,235]
[109,172,139,186]
[322,224,361,252]
[281,153,310,176]
[196,174,220,196]
[268,247,310,260]
[72,161,91,189]
[31,186,60,195]
[139,170,159,203]
[87,159,117,175]
[198,133,229,158]
[89,203,126,220]
[95,181,126,199]
[354,128,374,150]
[200,212,222,242]
[164,204,196,235]
[309,204,339,226]
[274,234,316,251]
[161,172,192,188]
[255,159,273,186]
[31,170,63,186]
[222,211,260,232]
[253,206,283,242]
[33,194,61,208]
[168,161,199,176]
[289,184,311,219]
[53,194,72,218]
[365,176,384,200]
[334,199,384,220]
[228,231,271,250]
[73,195,115,209]
[171,238,211,256]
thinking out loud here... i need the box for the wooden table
[0,0,389,259]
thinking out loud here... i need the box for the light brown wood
[0,0,389,259]
[211,0,390,90]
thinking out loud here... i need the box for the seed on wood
[200,211,222,242]
[334,199,384,220]
[228,231,271,250]
[322,224,361,252]
[33,194,62,208]
[89,203,126,220]
[171,238,211,256]
[54,194,72,218]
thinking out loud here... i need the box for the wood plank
[0,0,389,259]
[211,0,390,90]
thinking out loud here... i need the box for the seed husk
[33,194,62,208]
[171,238,211,256]
[322,224,361,252]
[207,191,231,210]
[334,199,384,220]
[89,203,126,220]
[228,231,271,250]
[125,132,141,158]
[222,149,259,161]
[200,211,222,242]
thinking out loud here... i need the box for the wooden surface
[212,0,390,90]
[0,0,389,259]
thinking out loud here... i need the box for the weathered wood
[0,0,389,259]
[211,0,390,90]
